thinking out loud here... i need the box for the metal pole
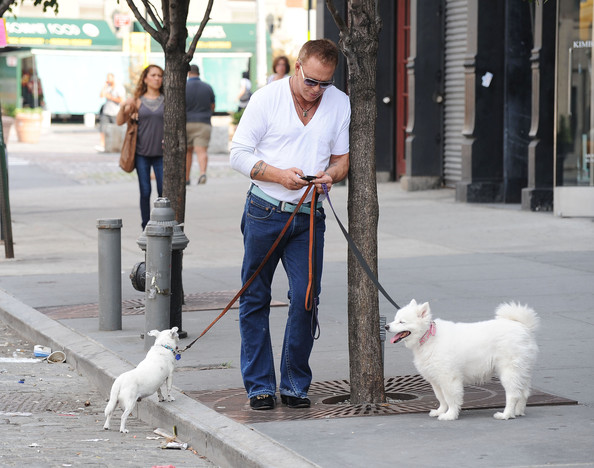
[379,315,386,366]
[144,223,172,350]
[170,249,185,337]
[0,113,14,258]
[97,219,122,331]
[135,198,188,338]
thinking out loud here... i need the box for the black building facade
[319,0,593,215]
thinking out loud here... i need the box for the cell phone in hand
[300,175,317,181]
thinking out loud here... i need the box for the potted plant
[229,108,245,140]
[14,107,43,143]
[1,104,16,145]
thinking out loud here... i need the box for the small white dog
[385,300,539,421]
[104,327,179,433]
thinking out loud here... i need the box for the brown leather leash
[305,189,320,339]
[305,189,317,312]
[179,183,316,353]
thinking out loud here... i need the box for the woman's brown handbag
[119,117,138,173]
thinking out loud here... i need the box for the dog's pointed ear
[147,329,160,337]
[410,299,417,307]
[170,327,179,336]
[418,302,431,318]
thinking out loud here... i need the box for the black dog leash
[322,184,400,310]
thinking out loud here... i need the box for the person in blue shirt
[185,64,215,185]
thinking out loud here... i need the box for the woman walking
[117,65,165,229]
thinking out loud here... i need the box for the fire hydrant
[131,198,189,345]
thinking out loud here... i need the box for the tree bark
[327,0,384,404]
[161,0,191,225]
[162,49,189,225]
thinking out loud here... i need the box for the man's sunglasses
[299,62,334,89]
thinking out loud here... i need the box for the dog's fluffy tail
[495,302,540,332]
[104,378,121,417]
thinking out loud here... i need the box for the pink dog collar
[419,321,436,346]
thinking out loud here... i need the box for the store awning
[4,17,120,50]
[134,22,259,53]
[186,23,257,52]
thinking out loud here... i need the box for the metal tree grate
[183,375,578,424]
[37,290,287,320]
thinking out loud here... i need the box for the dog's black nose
[384,325,390,330]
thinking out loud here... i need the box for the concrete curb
[0,289,319,468]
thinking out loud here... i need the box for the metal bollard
[97,219,122,331]
[136,198,189,338]
[144,223,173,350]
[379,315,386,366]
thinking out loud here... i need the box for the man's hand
[312,171,333,193]
[250,160,341,193]
[279,168,312,190]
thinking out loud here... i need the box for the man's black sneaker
[281,394,311,408]
[250,394,275,410]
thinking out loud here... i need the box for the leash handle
[322,184,400,310]
[180,183,315,352]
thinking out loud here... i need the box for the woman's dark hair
[272,55,290,75]
[134,64,164,99]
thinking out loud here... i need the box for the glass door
[555,0,594,216]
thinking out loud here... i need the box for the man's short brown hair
[298,39,339,67]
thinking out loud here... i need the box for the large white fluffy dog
[104,327,179,433]
[385,300,539,421]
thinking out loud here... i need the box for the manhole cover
[184,375,578,424]
[37,291,287,319]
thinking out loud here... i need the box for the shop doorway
[555,0,594,216]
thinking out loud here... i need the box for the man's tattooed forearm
[252,161,267,179]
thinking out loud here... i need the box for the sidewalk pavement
[1,124,593,467]
[0,320,216,467]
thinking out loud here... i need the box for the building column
[502,0,533,203]
[456,0,506,202]
[401,0,443,191]
[521,1,556,211]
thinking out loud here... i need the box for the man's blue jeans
[239,191,326,399]
[135,154,163,229]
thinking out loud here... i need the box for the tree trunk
[342,1,385,404]
[161,1,191,225]
[162,50,189,225]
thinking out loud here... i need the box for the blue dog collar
[161,344,181,360]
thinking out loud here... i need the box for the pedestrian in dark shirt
[185,64,215,185]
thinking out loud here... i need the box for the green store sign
[5,18,120,49]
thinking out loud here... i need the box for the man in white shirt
[97,73,125,152]
[230,39,350,410]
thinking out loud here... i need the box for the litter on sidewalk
[33,345,51,357]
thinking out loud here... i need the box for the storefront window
[556,0,594,187]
